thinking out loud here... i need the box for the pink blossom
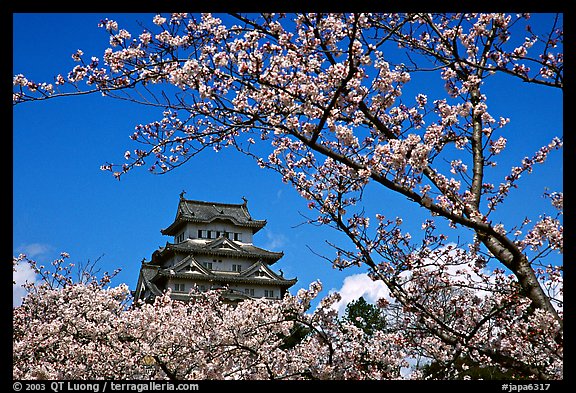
[489,136,507,155]
[152,15,166,26]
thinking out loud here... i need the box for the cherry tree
[13,254,409,380]
[13,13,563,379]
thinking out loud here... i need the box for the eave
[152,239,284,264]
[158,270,297,288]
[161,214,267,236]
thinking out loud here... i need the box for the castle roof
[133,193,296,304]
[161,195,267,236]
[152,236,284,264]
[155,257,296,288]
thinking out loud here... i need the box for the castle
[133,192,296,303]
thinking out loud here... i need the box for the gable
[240,260,283,281]
[205,237,243,252]
[167,255,214,276]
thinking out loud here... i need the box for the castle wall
[168,277,283,300]
[173,221,254,244]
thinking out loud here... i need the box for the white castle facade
[133,192,296,303]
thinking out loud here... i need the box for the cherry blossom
[13,252,562,379]
[14,255,412,380]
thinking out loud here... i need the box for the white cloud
[330,273,392,315]
[540,277,563,312]
[275,189,283,202]
[328,245,470,316]
[17,242,53,258]
[13,261,39,307]
[263,229,288,251]
[13,242,52,307]
[329,274,420,378]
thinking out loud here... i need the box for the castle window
[234,233,242,242]
[207,230,214,239]
[198,229,208,239]
[232,264,242,272]
[245,288,254,296]
[175,232,185,243]
[174,283,185,292]
[264,289,274,298]
[203,262,213,269]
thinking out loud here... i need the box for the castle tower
[133,193,297,303]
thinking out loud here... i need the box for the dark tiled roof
[162,197,267,235]
[136,264,163,298]
[153,238,284,263]
[156,258,296,287]
[158,270,297,287]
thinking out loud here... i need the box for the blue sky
[13,13,563,308]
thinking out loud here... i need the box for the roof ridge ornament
[240,196,252,220]
[178,191,194,216]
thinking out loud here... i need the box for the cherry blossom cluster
[519,216,563,253]
[487,137,562,212]
[14,252,562,379]
[14,255,410,380]
[388,13,562,89]
[375,245,563,379]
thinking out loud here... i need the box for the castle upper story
[133,192,296,303]
[161,192,267,245]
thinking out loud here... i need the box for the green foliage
[420,355,526,380]
[342,296,387,335]
[278,322,311,350]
